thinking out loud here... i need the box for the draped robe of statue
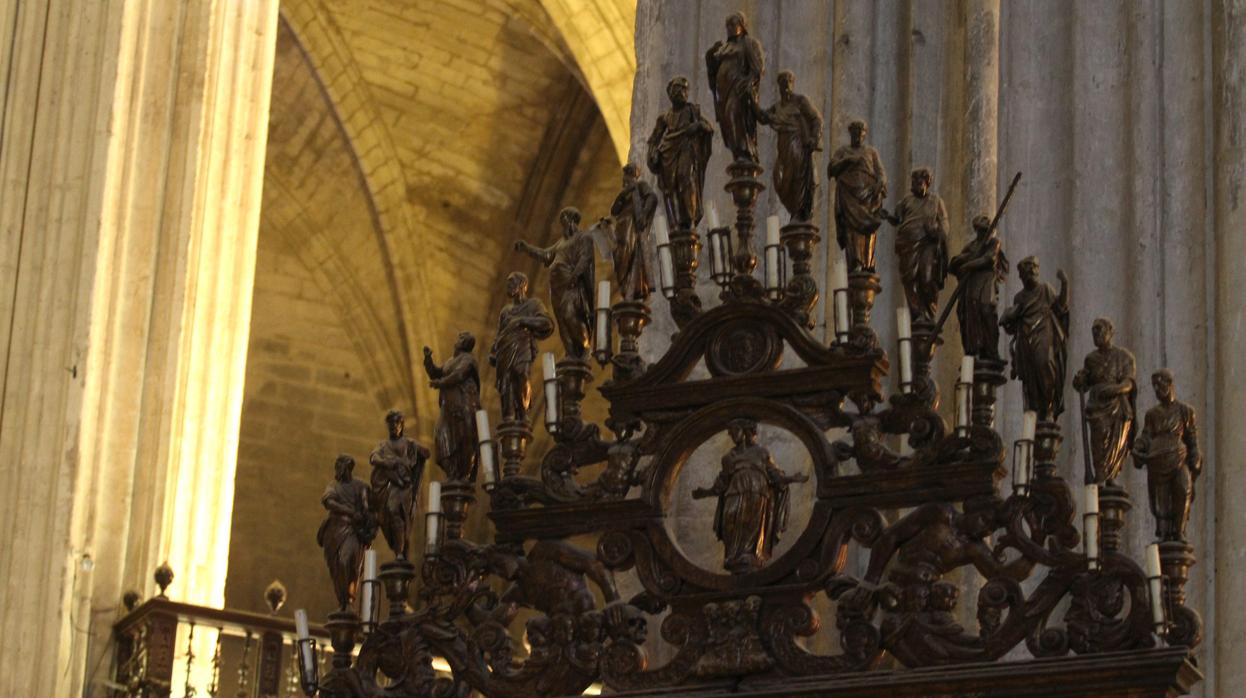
[828,144,887,271]
[530,231,595,359]
[706,32,765,162]
[702,443,793,574]
[424,350,481,482]
[369,435,428,559]
[647,102,713,229]
[760,93,822,221]
[317,474,373,608]
[1002,282,1070,420]
[1078,346,1137,484]
[949,231,1007,359]
[492,297,554,422]
[1134,398,1200,541]
[609,180,659,300]
[893,192,950,322]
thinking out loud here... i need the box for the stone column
[0,0,278,695]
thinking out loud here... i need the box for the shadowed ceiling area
[225,0,636,615]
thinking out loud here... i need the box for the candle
[960,355,976,384]
[832,256,849,336]
[542,351,559,431]
[1083,484,1100,567]
[360,549,378,625]
[595,281,611,357]
[542,352,557,382]
[1012,440,1031,495]
[1022,410,1038,441]
[294,609,310,640]
[1146,543,1165,630]
[427,481,442,513]
[655,214,675,295]
[425,512,441,555]
[596,280,610,311]
[294,608,314,676]
[1084,483,1099,515]
[765,216,781,292]
[710,230,725,279]
[475,409,494,484]
[896,307,913,391]
[1145,543,1162,578]
[707,201,720,230]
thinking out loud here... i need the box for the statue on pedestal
[368,411,429,560]
[887,167,949,323]
[490,271,554,423]
[1132,369,1201,541]
[317,454,375,610]
[758,70,822,222]
[608,164,659,301]
[1000,257,1069,421]
[646,76,713,230]
[827,120,887,272]
[948,215,1008,360]
[423,332,482,482]
[515,207,595,360]
[706,12,765,162]
[1073,318,1137,486]
[692,419,807,574]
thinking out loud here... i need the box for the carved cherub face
[1091,319,1114,350]
[1152,370,1175,403]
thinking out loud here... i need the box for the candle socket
[1033,421,1064,478]
[909,320,942,407]
[720,160,765,301]
[846,271,882,352]
[496,420,533,479]
[555,357,593,426]
[438,481,476,542]
[324,610,360,674]
[667,228,703,327]
[780,221,820,328]
[295,637,318,696]
[1097,483,1131,555]
[970,358,1008,428]
[610,300,650,383]
[378,560,416,619]
[1158,541,1201,647]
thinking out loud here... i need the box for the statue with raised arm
[423,332,481,482]
[368,410,429,560]
[490,271,554,423]
[948,215,1008,360]
[692,419,808,574]
[609,164,659,301]
[828,120,888,271]
[1073,318,1137,486]
[317,454,376,610]
[757,70,822,222]
[706,11,765,162]
[647,76,714,230]
[515,207,595,360]
[1132,369,1201,541]
[887,167,949,323]
[1000,257,1070,421]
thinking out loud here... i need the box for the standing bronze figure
[948,215,1008,360]
[827,120,887,272]
[758,70,822,222]
[1000,257,1070,421]
[887,168,949,323]
[706,12,765,163]
[692,419,807,574]
[609,164,659,301]
[647,76,714,230]
[515,207,595,360]
[490,271,554,423]
[1073,318,1137,486]
[423,332,482,482]
[1132,369,1201,541]
[317,454,375,610]
[368,411,429,560]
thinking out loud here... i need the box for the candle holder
[846,271,882,351]
[438,481,475,542]
[1159,540,1201,647]
[1148,573,1167,637]
[971,358,1009,429]
[1011,437,1034,497]
[378,559,416,619]
[476,433,498,490]
[611,300,650,383]
[1083,485,1100,572]
[909,320,942,407]
[542,359,560,436]
[1097,483,1131,555]
[707,225,734,287]
[324,610,360,684]
[296,637,319,697]
[763,234,787,302]
[954,379,972,437]
[1033,421,1064,479]
[667,228,702,326]
[779,221,819,328]
[594,305,613,367]
[556,357,593,425]
[424,511,443,556]
[496,420,532,479]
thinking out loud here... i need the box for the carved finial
[122,590,142,612]
[153,562,174,598]
[264,579,288,614]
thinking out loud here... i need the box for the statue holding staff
[828,120,888,272]
[608,164,659,301]
[515,207,595,360]
[886,167,949,323]
[1132,369,1201,541]
[317,454,376,609]
[706,11,765,162]
[758,70,822,222]
[1073,318,1137,486]
[491,272,554,423]
[423,332,482,482]
[368,410,430,560]
[646,76,714,230]
[1000,257,1070,421]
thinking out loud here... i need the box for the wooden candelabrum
[611,300,650,382]
[780,221,819,328]
[668,228,702,327]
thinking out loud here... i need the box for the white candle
[425,512,441,555]
[960,355,976,384]
[655,214,674,294]
[896,307,913,391]
[1146,543,1162,578]
[543,351,559,430]
[1084,484,1099,515]
[360,550,378,625]
[1012,440,1031,494]
[475,409,494,484]
[595,281,611,355]
[542,352,557,382]
[832,256,849,336]
[475,409,491,442]
[765,216,781,291]
[294,608,314,675]
[596,280,610,311]
[1083,484,1100,566]
[294,609,310,640]
[427,481,442,513]
[363,549,377,582]
[710,231,724,278]
[707,201,720,230]
[1022,410,1038,441]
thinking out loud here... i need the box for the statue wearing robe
[828,123,888,271]
[490,272,554,423]
[368,411,429,560]
[890,172,949,323]
[949,216,1008,360]
[705,12,765,162]
[317,455,375,609]
[609,166,659,301]
[516,207,595,360]
[423,332,482,482]
[758,71,822,222]
[1073,319,1136,485]
[1001,258,1070,421]
[647,77,713,230]
[1133,370,1201,542]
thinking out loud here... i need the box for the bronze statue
[1073,318,1137,486]
[1132,369,1201,541]
[317,454,375,610]
[705,12,765,162]
[757,70,822,222]
[887,168,949,323]
[609,164,659,301]
[1000,257,1069,421]
[423,332,482,482]
[490,271,554,423]
[692,419,807,574]
[515,207,595,360]
[647,76,713,230]
[368,410,429,560]
[948,215,1008,360]
[827,120,887,271]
